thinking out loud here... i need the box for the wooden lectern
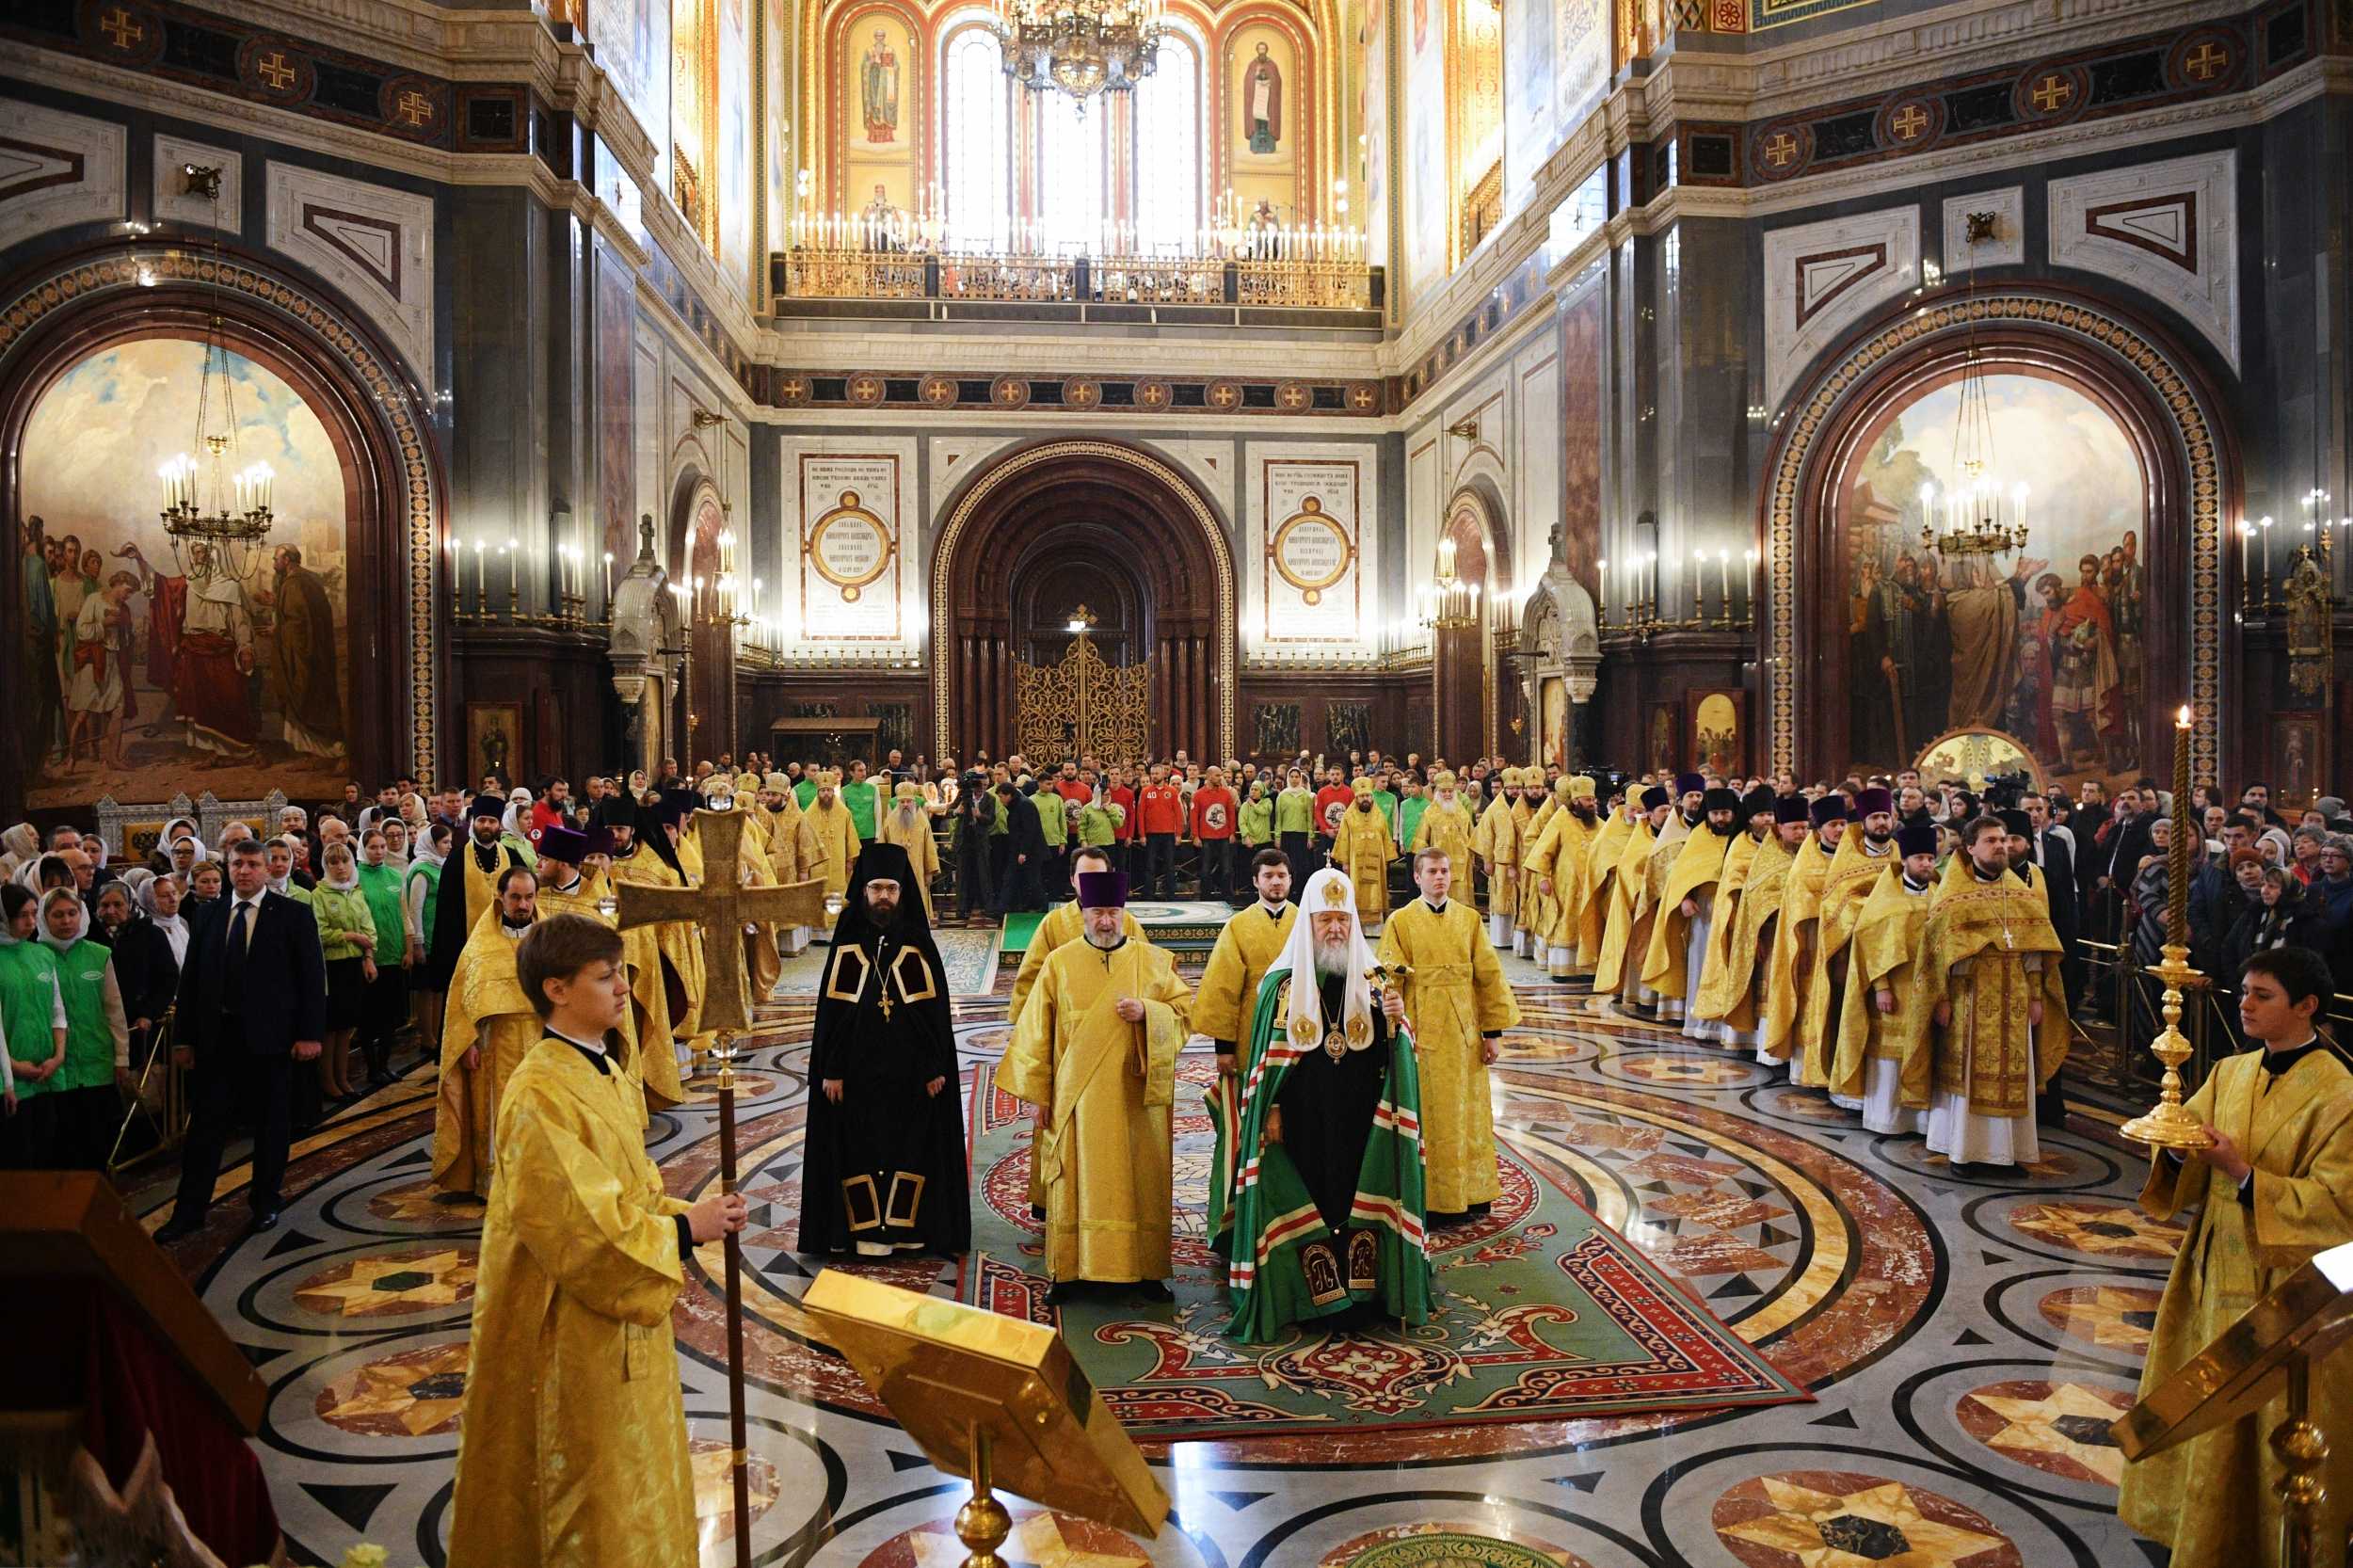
[0,1172,278,1567]
[804,1271,1170,1568]
[2114,1240,2353,1568]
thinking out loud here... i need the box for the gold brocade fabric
[875,808,941,920]
[1760,837,1833,1063]
[998,939,1192,1282]
[608,850,707,1046]
[1332,806,1397,924]
[1641,824,1737,995]
[1694,832,1791,1030]
[1378,899,1519,1212]
[1900,872,2067,1115]
[727,811,785,1003]
[1514,799,1560,943]
[1471,795,1522,918]
[431,909,541,1195]
[1522,808,1594,958]
[1828,870,1931,1098]
[1590,819,1656,993]
[2120,1050,2353,1568]
[1577,809,1634,967]
[763,797,824,891]
[445,1042,698,1568]
[1798,838,1899,1085]
[1193,903,1298,1048]
[536,883,673,1121]
[1412,799,1476,879]
[1000,903,1148,1209]
[804,800,863,909]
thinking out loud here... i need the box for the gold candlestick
[2123,704,2212,1151]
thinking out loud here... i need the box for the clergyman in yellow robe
[1798,791,1901,1093]
[606,807,707,1066]
[875,782,941,920]
[1513,780,1561,960]
[1377,856,1520,1217]
[535,827,679,1120]
[1642,790,1742,1034]
[1827,824,1940,1133]
[1576,789,1636,969]
[1761,798,1843,1065]
[445,920,722,1568]
[1409,771,1476,901]
[804,772,863,928]
[760,773,824,954]
[1523,776,1597,983]
[1694,797,1806,1052]
[1331,780,1397,926]
[1591,789,1665,1000]
[1629,777,1705,1016]
[1508,780,1543,956]
[2118,945,2353,1568]
[695,782,783,1005]
[431,883,541,1197]
[997,872,1191,1288]
[1471,766,1524,948]
[1899,821,2068,1168]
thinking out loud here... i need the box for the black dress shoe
[153,1216,204,1243]
[1030,1203,1046,1221]
[248,1208,281,1234]
[1132,1280,1173,1302]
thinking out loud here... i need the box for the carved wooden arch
[0,241,444,812]
[932,440,1236,760]
[1435,482,1510,761]
[1756,284,2235,785]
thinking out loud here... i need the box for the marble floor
[139,955,2177,1568]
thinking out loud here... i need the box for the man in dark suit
[990,781,1048,917]
[2024,792,2082,1003]
[155,837,328,1240]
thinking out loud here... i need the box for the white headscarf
[140,873,190,965]
[502,787,534,840]
[38,887,89,953]
[1269,867,1382,1056]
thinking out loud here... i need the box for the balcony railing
[773,245,1379,313]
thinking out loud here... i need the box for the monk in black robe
[798,841,969,1256]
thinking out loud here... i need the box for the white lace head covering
[1271,867,1381,1056]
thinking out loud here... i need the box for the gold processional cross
[613,807,829,1033]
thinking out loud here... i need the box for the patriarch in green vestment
[1209,866,1431,1344]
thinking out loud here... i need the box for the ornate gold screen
[1014,625,1150,765]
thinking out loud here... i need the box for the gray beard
[1312,942,1350,981]
[1083,928,1122,950]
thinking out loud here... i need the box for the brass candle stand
[2118,942,2215,1150]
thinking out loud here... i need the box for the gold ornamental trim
[805,488,896,599]
[933,441,1236,760]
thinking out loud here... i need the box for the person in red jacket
[1313,767,1354,849]
[526,777,571,845]
[1107,767,1140,881]
[1137,763,1185,899]
[1191,765,1240,900]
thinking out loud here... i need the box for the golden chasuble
[1377,898,1519,1213]
[535,881,674,1119]
[1577,808,1635,966]
[1760,836,1833,1062]
[1194,903,1299,1048]
[1899,868,2068,1115]
[804,799,862,906]
[431,909,540,1195]
[608,848,707,1047]
[1641,824,1737,994]
[1798,836,1900,1084]
[1695,832,1793,1029]
[997,937,1191,1282]
[875,808,941,919]
[1515,799,1560,938]
[1590,818,1657,992]
[1828,869,1933,1099]
[1471,795,1522,918]
[1332,805,1396,922]
[1529,808,1596,958]
[1412,798,1476,875]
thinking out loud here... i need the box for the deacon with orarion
[430,865,540,1198]
[797,841,969,1257]
[997,868,1193,1303]
[1213,866,1428,1343]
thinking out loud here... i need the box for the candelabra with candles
[1418,533,1481,632]
[2121,704,2215,1151]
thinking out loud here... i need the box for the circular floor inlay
[1326,1524,1585,1568]
[1712,1470,2022,1567]
[365,1178,484,1227]
[2037,1286,2165,1352]
[2005,1200,2181,1259]
[314,1342,471,1437]
[1953,1379,2135,1486]
[292,1247,477,1318]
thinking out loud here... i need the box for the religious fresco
[16,337,351,810]
[717,0,756,286]
[595,247,638,565]
[1560,288,1605,597]
[1836,369,2149,792]
[1356,0,1389,266]
[841,10,917,213]
[1225,24,1299,222]
[1399,0,1448,311]
[594,0,670,171]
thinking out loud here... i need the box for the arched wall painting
[844,10,917,213]
[1838,368,2148,792]
[19,338,351,810]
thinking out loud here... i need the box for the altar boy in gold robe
[445,916,745,1568]
[998,869,1193,1302]
[2120,944,2353,1568]
[1377,846,1520,1222]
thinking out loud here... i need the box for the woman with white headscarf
[39,886,129,1171]
[138,872,192,968]
[0,824,40,885]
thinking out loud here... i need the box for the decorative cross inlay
[993,379,1024,404]
[2183,41,2228,80]
[1349,385,1377,409]
[394,89,435,126]
[1276,384,1308,409]
[779,376,807,399]
[1763,132,1800,168]
[257,50,297,88]
[2029,74,2073,113]
[99,8,143,48]
[1890,104,1929,140]
[1209,383,1239,407]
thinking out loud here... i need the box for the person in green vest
[357,826,409,1087]
[311,840,379,1105]
[405,821,448,1054]
[0,885,69,1167]
[1273,767,1318,900]
[1396,775,1429,853]
[1031,780,1068,901]
[840,760,881,841]
[1075,783,1124,853]
[793,767,819,810]
[1238,779,1273,851]
[37,887,129,1171]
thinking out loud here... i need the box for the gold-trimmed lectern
[2113,1240,2353,1568]
[803,1270,1169,1567]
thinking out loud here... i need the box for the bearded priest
[1642,785,1741,1034]
[1330,776,1397,927]
[1213,866,1429,1343]
[430,865,541,1197]
[1830,821,1940,1134]
[998,869,1193,1302]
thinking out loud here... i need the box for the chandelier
[158,165,274,581]
[1419,534,1481,631]
[991,0,1166,110]
[1919,211,2028,559]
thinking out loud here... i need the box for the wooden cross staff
[612,806,825,1568]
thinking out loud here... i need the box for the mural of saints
[1241,41,1282,153]
[861,27,900,143]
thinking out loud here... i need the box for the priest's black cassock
[797,841,970,1256]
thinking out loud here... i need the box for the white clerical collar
[548,1025,605,1056]
[1902,874,1931,893]
[1424,897,1449,915]
[1260,901,1289,919]
[500,920,531,941]
[547,873,583,894]
[1864,838,1892,856]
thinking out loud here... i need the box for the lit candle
[1717,548,1731,616]
[603,550,616,600]
[2238,520,2253,598]
[472,537,487,610]
[507,536,520,604]
[1745,548,1760,623]
[1596,557,1609,619]
[2167,703,2192,948]
[2260,515,2274,598]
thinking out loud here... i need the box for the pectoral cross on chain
[613,808,828,1032]
[2003,925,2015,950]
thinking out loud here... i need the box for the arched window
[942,24,1010,249]
[1131,31,1201,251]
[1036,89,1107,250]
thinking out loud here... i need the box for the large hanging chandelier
[1919,212,2028,559]
[991,0,1166,111]
[158,167,274,581]
[1419,534,1481,631]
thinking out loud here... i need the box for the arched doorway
[666,476,729,766]
[1433,488,1507,764]
[933,441,1237,761]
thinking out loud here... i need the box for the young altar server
[445,915,746,1568]
[1212,866,1427,1342]
[2119,944,2353,1568]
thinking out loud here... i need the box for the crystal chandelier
[1919,212,2028,559]
[1419,534,1481,631]
[991,0,1166,111]
[158,168,274,581]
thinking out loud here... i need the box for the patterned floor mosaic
[136,956,2177,1568]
